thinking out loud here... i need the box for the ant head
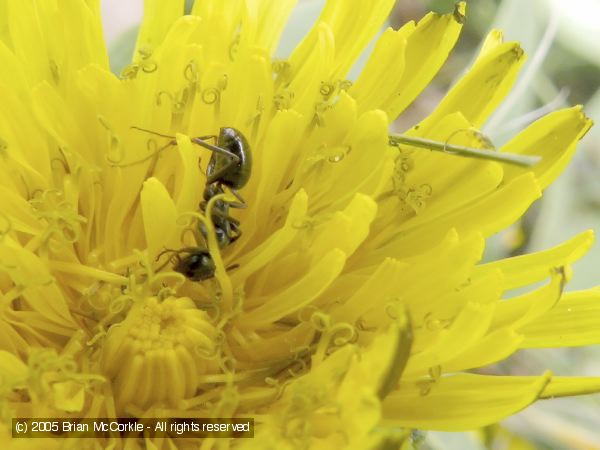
[155,247,239,282]
[173,249,216,281]
[206,127,252,189]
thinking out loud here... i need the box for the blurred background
[100,0,600,448]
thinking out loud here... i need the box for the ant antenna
[107,140,176,168]
[225,263,239,272]
[131,126,176,140]
[155,248,182,272]
[114,127,223,169]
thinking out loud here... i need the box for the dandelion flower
[0,0,599,448]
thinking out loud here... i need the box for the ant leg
[209,211,240,245]
[208,206,240,225]
[191,138,242,184]
[197,157,208,177]
[200,198,231,214]
[224,214,240,226]
[229,221,242,243]
[205,163,242,185]
[202,189,246,208]
[190,138,240,163]
[226,189,247,209]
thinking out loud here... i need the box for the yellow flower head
[0,0,598,448]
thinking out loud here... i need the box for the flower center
[101,296,217,409]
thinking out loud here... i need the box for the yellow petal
[0,320,29,355]
[310,194,377,258]
[309,109,388,212]
[393,112,504,233]
[154,15,202,60]
[0,350,27,385]
[0,185,43,235]
[58,0,109,69]
[171,130,203,214]
[365,232,482,312]
[443,328,523,372]
[541,375,600,398]
[404,282,500,375]
[519,288,600,348]
[0,41,28,93]
[478,29,504,58]
[231,322,313,362]
[349,27,408,115]
[476,230,594,290]
[7,0,107,85]
[232,189,308,283]
[0,1,8,45]
[396,173,540,255]
[248,110,306,237]
[382,372,551,431]
[221,52,273,133]
[286,92,358,209]
[385,2,464,120]
[240,248,346,328]
[502,106,593,189]
[52,380,85,412]
[0,242,73,326]
[332,258,407,324]
[371,313,413,399]
[31,82,87,156]
[290,0,396,81]
[419,41,526,131]
[492,271,563,330]
[135,0,185,60]
[246,0,298,55]
[140,177,178,258]
[288,22,335,116]
[6,0,51,84]
[188,2,247,71]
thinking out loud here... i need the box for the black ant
[130,126,252,281]
[199,183,243,249]
[196,127,251,249]
[163,247,216,281]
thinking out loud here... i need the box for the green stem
[389,134,541,168]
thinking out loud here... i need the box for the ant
[196,127,251,249]
[130,126,252,281]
